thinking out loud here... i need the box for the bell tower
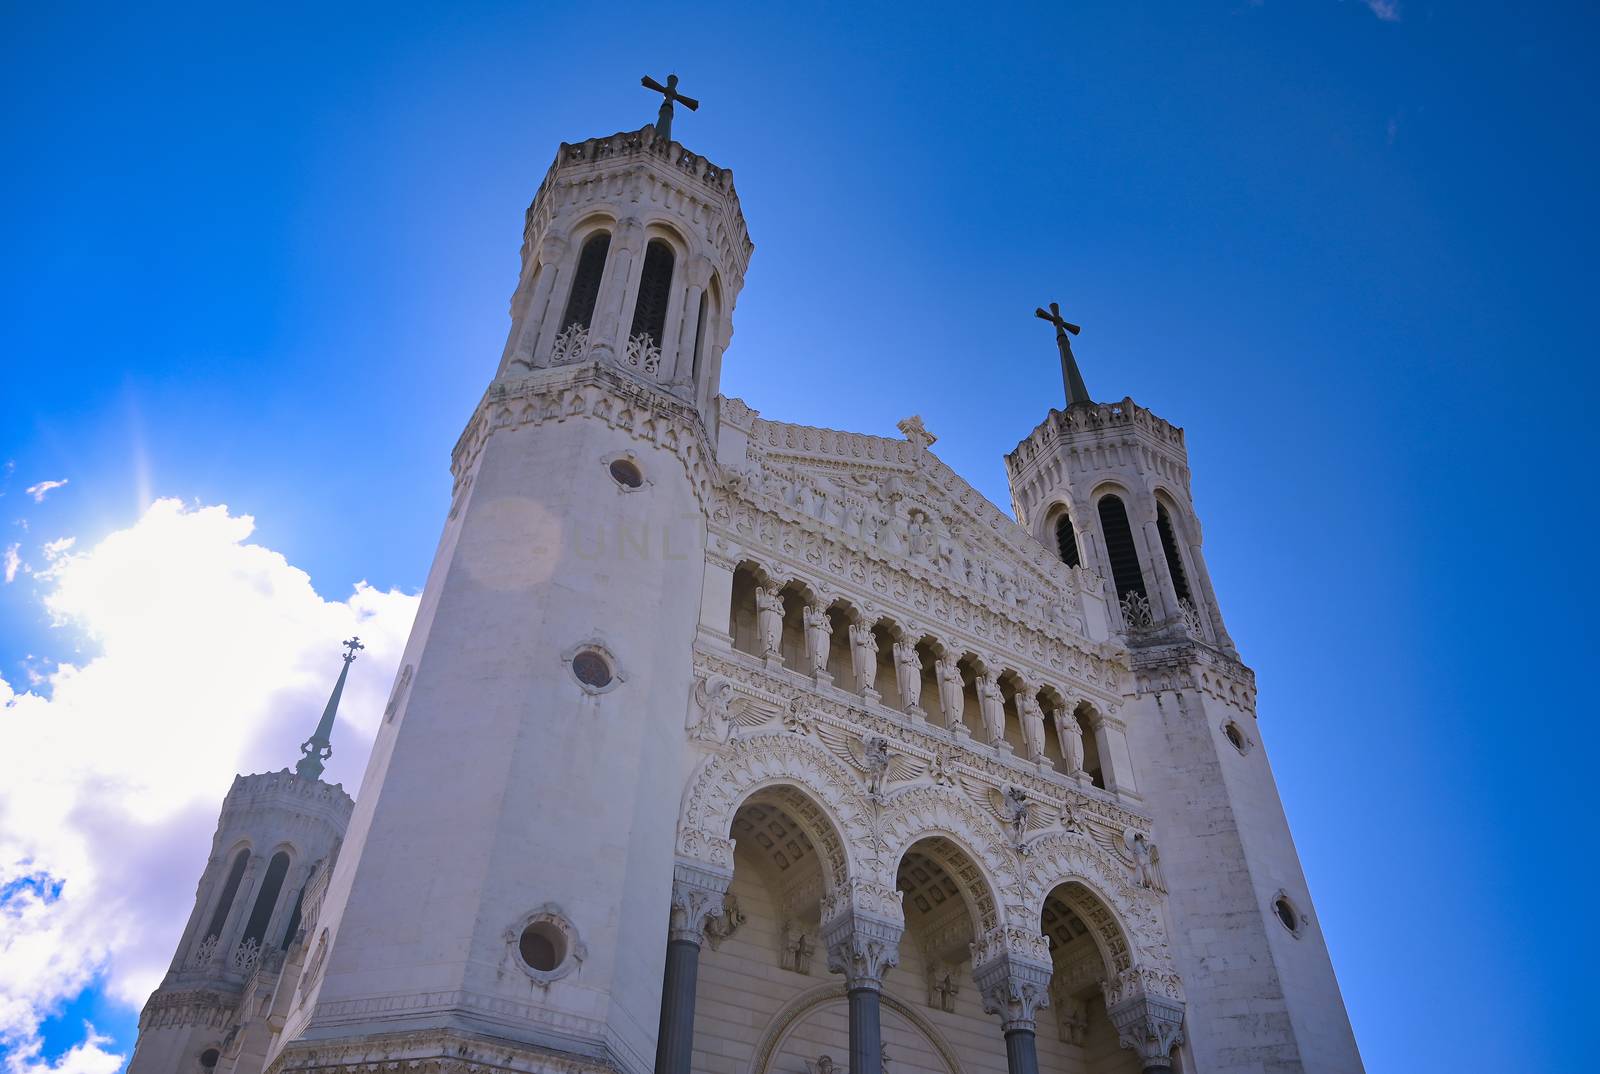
[1004,315,1363,1072]
[266,83,752,1074]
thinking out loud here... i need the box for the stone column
[654,862,732,1074]
[974,947,1052,1074]
[1103,966,1186,1074]
[669,254,714,386]
[501,232,568,374]
[1186,536,1237,653]
[591,217,644,359]
[1095,715,1139,797]
[823,904,903,1074]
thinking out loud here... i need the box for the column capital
[822,902,903,992]
[1102,964,1186,1071]
[668,859,732,945]
[972,948,1053,1033]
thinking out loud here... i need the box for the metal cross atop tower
[641,73,699,142]
[1035,301,1092,407]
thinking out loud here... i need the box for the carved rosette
[1103,964,1187,1070]
[822,904,904,993]
[972,949,1054,1033]
[668,859,734,945]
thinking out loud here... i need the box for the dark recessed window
[609,458,643,488]
[571,650,613,689]
[1097,495,1147,601]
[1274,897,1299,933]
[561,232,611,331]
[200,1049,220,1071]
[1225,723,1245,752]
[629,239,676,346]
[1055,514,1081,568]
[519,921,566,972]
[1156,503,1192,602]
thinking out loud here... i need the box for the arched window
[279,880,309,950]
[1156,503,1192,603]
[203,848,250,941]
[560,232,611,330]
[240,851,290,948]
[1097,495,1147,601]
[1054,513,1081,568]
[629,239,675,346]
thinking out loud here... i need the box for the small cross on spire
[641,72,699,142]
[1035,301,1093,407]
[342,636,365,663]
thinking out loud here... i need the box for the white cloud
[3,544,20,584]
[3,1022,124,1074]
[1364,0,1400,20]
[0,499,418,1071]
[22,481,68,504]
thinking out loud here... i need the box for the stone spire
[295,637,363,780]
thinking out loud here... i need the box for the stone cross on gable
[1035,301,1092,407]
[641,73,699,142]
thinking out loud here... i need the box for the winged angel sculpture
[814,727,926,796]
[687,676,780,743]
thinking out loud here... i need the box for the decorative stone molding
[1103,965,1186,1072]
[822,902,903,992]
[746,984,964,1074]
[267,1026,631,1074]
[972,949,1053,1033]
[667,859,734,946]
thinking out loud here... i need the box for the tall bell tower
[1004,317,1364,1072]
[267,84,752,1074]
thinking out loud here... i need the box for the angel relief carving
[815,726,926,797]
[687,676,774,743]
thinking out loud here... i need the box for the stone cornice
[269,1026,628,1074]
[453,363,718,510]
[1128,639,1257,716]
[222,771,354,833]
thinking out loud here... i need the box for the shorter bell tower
[127,642,360,1074]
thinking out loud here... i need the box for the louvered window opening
[630,240,675,346]
[1055,515,1081,568]
[1156,504,1192,603]
[1097,496,1147,600]
[561,233,610,330]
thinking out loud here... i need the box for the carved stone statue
[892,639,923,714]
[977,673,1006,747]
[861,735,891,797]
[781,920,816,975]
[934,656,965,729]
[1053,707,1085,775]
[802,604,832,676]
[1019,693,1047,763]
[1002,786,1031,842]
[1127,831,1166,892]
[755,585,784,661]
[848,622,879,697]
[927,961,960,1012]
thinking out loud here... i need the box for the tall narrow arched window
[629,239,675,346]
[204,849,250,941]
[240,851,290,948]
[1097,495,1147,601]
[279,880,309,950]
[1054,513,1081,568]
[1156,503,1192,603]
[560,232,610,330]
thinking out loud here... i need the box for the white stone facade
[131,120,1362,1074]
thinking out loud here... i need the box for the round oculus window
[608,458,643,489]
[519,920,566,972]
[571,649,613,689]
[200,1049,221,1071]
[1224,723,1246,752]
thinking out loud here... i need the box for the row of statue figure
[728,462,1085,632]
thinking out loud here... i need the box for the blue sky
[2,2,1596,1071]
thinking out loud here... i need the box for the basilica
[127,83,1363,1074]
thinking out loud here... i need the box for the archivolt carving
[1022,833,1176,979]
[878,786,1018,933]
[678,734,872,899]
